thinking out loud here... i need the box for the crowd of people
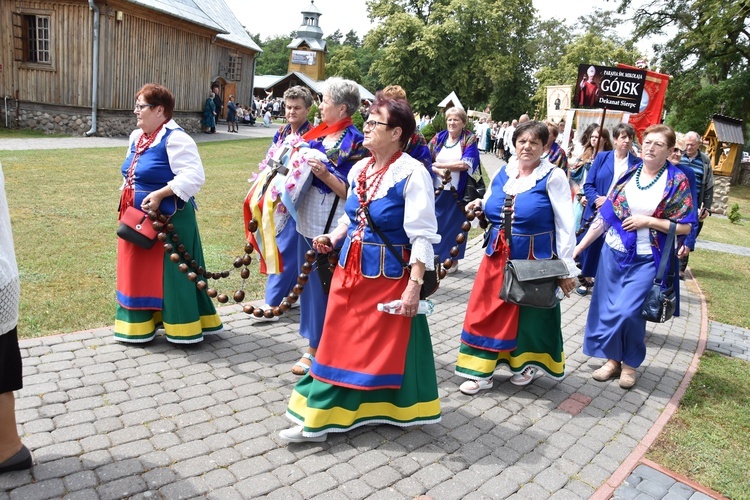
[2,80,709,469]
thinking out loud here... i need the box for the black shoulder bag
[316,197,340,295]
[499,194,569,308]
[364,208,440,300]
[641,222,677,323]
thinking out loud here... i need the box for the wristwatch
[409,276,424,285]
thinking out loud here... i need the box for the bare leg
[0,392,23,463]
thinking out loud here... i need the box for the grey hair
[322,77,361,117]
[685,131,701,142]
[283,86,314,108]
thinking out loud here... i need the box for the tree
[365,0,537,118]
[344,30,361,48]
[328,29,344,46]
[255,34,293,76]
[618,0,750,135]
[530,10,640,119]
[327,46,363,81]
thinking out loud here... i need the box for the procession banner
[574,64,646,113]
[617,63,670,140]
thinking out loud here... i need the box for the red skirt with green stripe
[115,203,222,344]
[455,249,565,380]
[286,314,441,437]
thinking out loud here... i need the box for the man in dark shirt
[677,131,714,279]
[212,85,223,123]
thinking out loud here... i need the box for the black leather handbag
[463,164,487,203]
[642,222,677,323]
[498,195,568,308]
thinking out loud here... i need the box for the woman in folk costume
[381,85,432,171]
[279,96,441,443]
[249,86,314,331]
[455,121,578,395]
[575,124,696,389]
[115,84,222,344]
[291,78,367,375]
[202,91,216,133]
[428,107,480,273]
[576,123,640,296]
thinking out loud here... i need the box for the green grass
[689,251,750,329]
[646,352,750,499]
[1,138,271,339]
[645,184,750,499]
[0,127,67,138]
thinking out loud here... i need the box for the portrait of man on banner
[577,65,600,107]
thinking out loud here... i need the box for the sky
[225,0,656,56]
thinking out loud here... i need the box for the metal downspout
[84,0,99,136]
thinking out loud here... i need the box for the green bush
[728,203,742,224]
[421,123,436,143]
[431,112,446,133]
[352,110,364,131]
[308,104,319,124]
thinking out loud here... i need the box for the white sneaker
[279,425,327,443]
[459,377,493,395]
[446,261,459,274]
[510,366,544,386]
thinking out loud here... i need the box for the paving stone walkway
[0,227,706,499]
[0,147,736,499]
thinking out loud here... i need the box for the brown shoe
[592,362,621,381]
[619,365,637,389]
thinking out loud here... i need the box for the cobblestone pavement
[0,227,706,499]
[0,149,728,499]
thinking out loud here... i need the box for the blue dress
[428,130,480,262]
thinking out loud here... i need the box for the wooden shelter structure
[0,0,261,136]
[703,114,745,181]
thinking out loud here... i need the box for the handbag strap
[324,196,340,234]
[364,207,409,270]
[654,222,677,285]
[503,194,514,252]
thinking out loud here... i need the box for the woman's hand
[465,199,482,213]
[594,196,607,208]
[312,235,334,254]
[308,158,328,179]
[557,277,576,298]
[398,281,421,317]
[141,191,165,212]
[622,214,651,232]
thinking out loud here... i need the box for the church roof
[254,72,375,101]
[125,0,262,52]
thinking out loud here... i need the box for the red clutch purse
[117,206,159,249]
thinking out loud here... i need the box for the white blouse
[125,119,205,202]
[482,158,579,278]
[0,163,20,335]
[342,154,441,269]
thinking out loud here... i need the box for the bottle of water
[556,287,566,302]
[377,299,434,315]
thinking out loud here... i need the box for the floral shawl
[599,161,698,273]
[428,129,480,196]
[308,124,367,194]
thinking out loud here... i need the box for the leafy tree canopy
[617,0,750,137]
[365,0,536,119]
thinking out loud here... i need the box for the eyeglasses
[134,103,154,111]
[642,140,667,151]
[672,147,684,154]
[363,120,390,130]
